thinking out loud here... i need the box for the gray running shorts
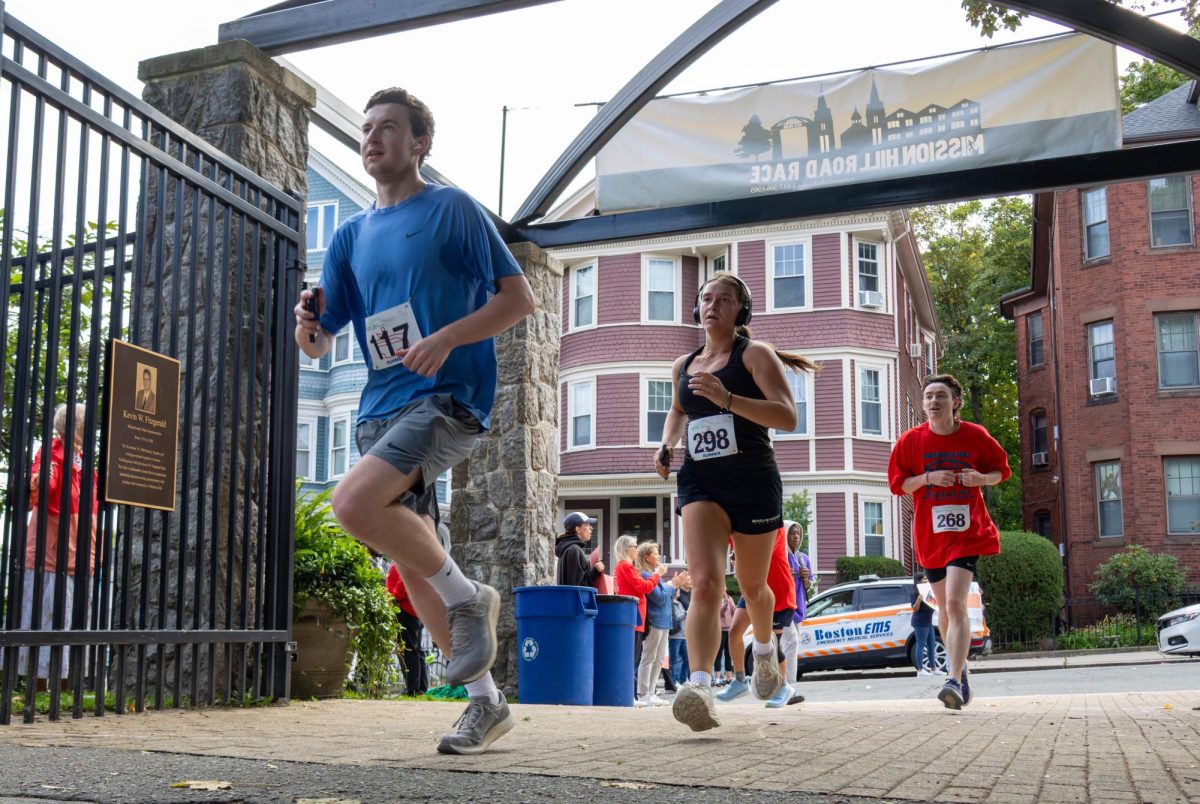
[354,393,483,524]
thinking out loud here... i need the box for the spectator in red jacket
[20,403,97,687]
[386,562,428,695]
[613,534,664,702]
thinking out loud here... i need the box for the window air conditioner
[1031,451,1048,467]
[909,343,922,359]
[859,290,884,308]
[1089,376,1116,397]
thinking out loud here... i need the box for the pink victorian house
[546,184,940,583]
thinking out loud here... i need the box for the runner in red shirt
[716,527,799,707]
[888,374,1010,710]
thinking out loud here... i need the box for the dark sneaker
[786,691,805,706]
[938,678,964,710]
[436,696,516,755]
[960,668,971,706]
[750,638,784,701]
[444,582,500,685]
[672,682,720,732]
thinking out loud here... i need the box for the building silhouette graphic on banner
[737,79,984,188]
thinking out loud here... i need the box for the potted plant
[292,484,398,698]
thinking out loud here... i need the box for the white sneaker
[917,668,932,676]
[932,667,948,676]
[635,696,649,708]
[648,694,670,707]
[671,682,720,732]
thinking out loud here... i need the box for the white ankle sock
[688,671,712,687]
[424,555,477,608]
[465,673,500,703]
[753,638,774,656]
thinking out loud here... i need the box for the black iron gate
[0,8,301,722]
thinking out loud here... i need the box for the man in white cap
[555,512,603,587]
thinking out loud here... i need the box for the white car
[1157,603,1200,657]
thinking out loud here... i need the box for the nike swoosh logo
[406,230,423,238]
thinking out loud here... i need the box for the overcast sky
[3,0,1189,217]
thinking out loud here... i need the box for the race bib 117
[365,301,423,371]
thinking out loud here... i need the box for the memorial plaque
[104,340,180,511]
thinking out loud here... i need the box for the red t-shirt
[767,527,797,612]
[732,529,796,613]
[888,421,1011,569]
[385,563,418,617]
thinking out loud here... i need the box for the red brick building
[1001,82,1200,597]
[546,185,940,583]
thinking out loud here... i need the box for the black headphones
[693,274,753,327]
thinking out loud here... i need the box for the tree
[735,115,772,161]
[782,490,812,553]
[961,1,1199,38]
[910,198,1031,530]
[1090,544,1188,620]
[1119,22,1199,112]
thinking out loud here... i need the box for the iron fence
[0,9,301,722]
[988,588,1200,654]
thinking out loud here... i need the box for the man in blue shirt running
[295,87,534,755]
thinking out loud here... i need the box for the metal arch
[511,0,778,225]
[219,0,566,56]
[999,0,1200,79]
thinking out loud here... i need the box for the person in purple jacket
[784,520,811,702]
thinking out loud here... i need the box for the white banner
[596,35,1120,212]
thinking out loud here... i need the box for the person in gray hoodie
[555,511,603,586]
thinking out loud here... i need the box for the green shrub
[293,485,399,697]
[1090,544,1187,620]
[1055,613,1156,650]
[835,556,906,584]
[975,531,1062,640]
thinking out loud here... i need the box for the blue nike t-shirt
[318,184,522,429]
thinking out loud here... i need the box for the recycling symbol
[521,637,539,661]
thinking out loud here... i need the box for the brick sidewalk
[1,690,1197,802]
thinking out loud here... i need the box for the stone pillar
[451,242,562,694]
[125,43,313,698]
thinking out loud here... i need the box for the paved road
[767,662,1200,703]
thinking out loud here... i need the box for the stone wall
[451,242,562,694]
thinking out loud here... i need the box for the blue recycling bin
[514,585,598,705]
[593,594,638,707]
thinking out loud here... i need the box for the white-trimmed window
[1027,312,1044,368]
[332,328,353,366]
[769,241,807,310]
[711,251,729,275]
[295,420,314,481]
[643,256,678,323]
[856,241,882,306]
[435,469,452,507]
[299,351,320,370]
[568,379,595,449]
[858,366,884,437]
[774,368,809,438]
[1082,187,1109,260]
[643,377,672,445]
[861,499,885,557]
[569,263,595,330]
[1155,312,1199,389]
[1088,320,1115,389]
[329,416,350,479]
[306,201,337,251]
[1095,461,1123,538]
[1165,457,1200,535]
[1148,176,1193,248]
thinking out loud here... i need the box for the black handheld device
[303,283,322,343]
[658,444,671,475]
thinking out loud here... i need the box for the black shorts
[925,556,979,584]
[734,597,795,631]
[675,458,782,535]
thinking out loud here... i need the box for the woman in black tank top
[652,273,817,733]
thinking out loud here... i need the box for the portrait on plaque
[104,340,180,511]
[134,363,157,414]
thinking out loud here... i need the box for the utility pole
[498,105,509,217]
